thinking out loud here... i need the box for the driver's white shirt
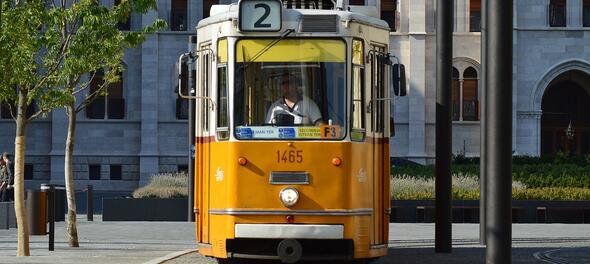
[265,95,322,125]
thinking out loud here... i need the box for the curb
[143,249,197,264]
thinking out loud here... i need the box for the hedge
[393,164,590,188]
[392,187,590,200]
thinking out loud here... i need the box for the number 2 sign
[239,0,282,32]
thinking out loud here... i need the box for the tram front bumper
[235,224,344,239]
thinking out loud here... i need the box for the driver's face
[281,78,294,93]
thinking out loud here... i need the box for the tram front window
[235,39,346,140]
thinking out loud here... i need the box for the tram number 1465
[277,150,303,163]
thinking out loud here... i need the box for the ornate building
[2,0,589,191]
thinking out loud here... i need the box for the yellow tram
[178,0,406,262]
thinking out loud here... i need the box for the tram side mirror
[392,64,407,97]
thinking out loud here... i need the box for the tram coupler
[277,239,302,264]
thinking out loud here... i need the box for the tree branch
[75,81,108,113]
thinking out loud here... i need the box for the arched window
[452,67,460,121]
[452,63,480,121]
[462,67,479,121]
[86,69,125,119]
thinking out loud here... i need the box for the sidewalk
[0,219,589,264]
[0,216,196,264]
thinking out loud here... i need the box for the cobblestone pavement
[163,224,590,264]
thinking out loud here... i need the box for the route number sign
[239,0,282,32]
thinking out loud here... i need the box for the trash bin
[26,190,47,235]
[41,184,65,222]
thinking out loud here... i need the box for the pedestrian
[0,152,13,202]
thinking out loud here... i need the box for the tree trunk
[14,90,30,256]
[65,103,79,247]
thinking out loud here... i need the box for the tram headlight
[279,187,299,208]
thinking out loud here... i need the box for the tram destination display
[239,0,282,32]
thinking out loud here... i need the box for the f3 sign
[239,0,282,32]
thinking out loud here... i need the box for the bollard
[53,185,66,222]
[86,185,93,221]
[47,186,55,251]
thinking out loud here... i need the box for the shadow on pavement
[194,247,590,264]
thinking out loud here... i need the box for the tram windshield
[234,39,346,140]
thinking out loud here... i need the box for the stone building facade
[391,0,590,163]
[2,0,589,191]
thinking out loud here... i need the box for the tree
[0,0,64,256]
[0,0,165,254]
[44,0,165,248]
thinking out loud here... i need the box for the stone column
[516,110,542,156]
[139,10,160,186]
[407,0,427,163]
[569,0,582,27]
[456,0,468,32]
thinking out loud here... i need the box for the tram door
[370,45,387,246]
[196,44,213,243]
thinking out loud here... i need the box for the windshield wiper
[242,29,295,69]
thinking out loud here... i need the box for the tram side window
[217,66,228,139]
[217,39,229,139]
[352,39,366,141]
[201,52,211,133]
[371,48,386,134]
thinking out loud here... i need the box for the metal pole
[188,35,197,222]
[86,185,93,221]
[479,0,488,246]
[485,0,513,263]
[435,0,453,253]
[48,186,55,251]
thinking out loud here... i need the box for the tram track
[533,249,569,264]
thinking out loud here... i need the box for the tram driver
[265,73,323,126]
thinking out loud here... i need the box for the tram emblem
[215,167,225,182]
[357,168,367,183]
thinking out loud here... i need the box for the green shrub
[133,172,188,198]
[512,188,590,200]
[512,164,590,188]
[394,163,590,188]
[391,176,590,200]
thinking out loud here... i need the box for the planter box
[0,202,16,229]
[102,198,187,221]
[391,200,590,224]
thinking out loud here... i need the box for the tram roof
[196,5,390,31]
